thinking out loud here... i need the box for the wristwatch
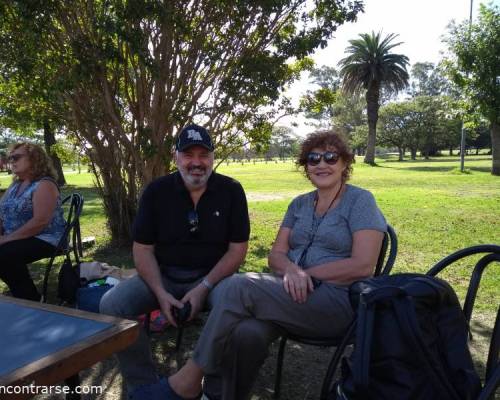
[201,277,214,291]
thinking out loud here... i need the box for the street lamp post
[460,0,474,172]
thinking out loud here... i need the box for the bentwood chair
[319,244,500,400]
[426,244,500,400]
[273,224,398,399]
[41,193,84,301]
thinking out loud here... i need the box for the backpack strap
[352,287,407,394]
[392,296,462,400]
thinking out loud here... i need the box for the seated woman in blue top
[141,130,387,400]
[0,143,65,301]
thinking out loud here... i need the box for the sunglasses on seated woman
[306,151,340,166]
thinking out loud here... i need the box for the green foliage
[378,96,462,159]
[443,3,500,175]
[408,62,454,97]
[299,65,340,123]
[444,3,500,124]
[339,31,409,95]
[0,0,364,243]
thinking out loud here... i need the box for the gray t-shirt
[281,184,386,269]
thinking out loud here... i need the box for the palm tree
[339,31,409,165]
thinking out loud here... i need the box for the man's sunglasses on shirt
[187,210,199,235]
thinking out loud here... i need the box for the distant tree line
[300,3,499,172]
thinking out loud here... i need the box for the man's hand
[283,265,314,304]
[181,283,209,321]
[156,290,184,328]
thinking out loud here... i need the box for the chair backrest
[374,224,398,276]
[41,193,84,299]
[62,193,84,263]
[426,244,500,398]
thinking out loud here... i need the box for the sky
[284,0,494,135]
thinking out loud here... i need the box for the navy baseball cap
[176,124,214,152]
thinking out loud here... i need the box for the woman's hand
[283,265,314,303]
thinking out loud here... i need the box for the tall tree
[338,31,409,165]
[0,0,363,244]
[409,62,452,97]
[378,101,414,161]
[444,3,500,175]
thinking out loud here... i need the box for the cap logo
[187,129,203,141]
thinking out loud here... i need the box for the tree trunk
[398,147,404,161]
[364,85,380,165]
[411,148,417,160]
[491,120,500,176]
[43,120,66,186]
[449,147,453,156]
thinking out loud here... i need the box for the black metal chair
[426,244,500,400]
[320,244,500,400]
[273,224,398,399]
[41,193,84,301]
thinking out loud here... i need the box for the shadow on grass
[61,185,101,203]
[91,243,134,269]
[251,244,269,259]
[469,166,493,173]
[395,166,458,172]
[382,157,492,164]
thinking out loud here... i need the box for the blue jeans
[99,273,231,395]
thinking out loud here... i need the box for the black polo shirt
[133,171,250,274]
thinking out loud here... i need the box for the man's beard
[179,165,212,189]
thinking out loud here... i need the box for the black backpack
[331,273,482,400]
[57,258,81,304]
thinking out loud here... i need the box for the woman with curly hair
[132,130,387,400]
[0,143,65,301]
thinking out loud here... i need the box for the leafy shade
[0,0,363,244]
[339,31,409,94]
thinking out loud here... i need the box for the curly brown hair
[297,130,355,182]
[9,142,58,182]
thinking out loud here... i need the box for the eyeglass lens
[307,151,339,166]
[8,154,25,162]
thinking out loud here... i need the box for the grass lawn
[0,154,498,399]
[1,154,497,310]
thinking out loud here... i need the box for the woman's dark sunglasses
[8,154,26,162]
[306,151,340,166]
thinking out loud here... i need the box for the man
[100,123,250,398]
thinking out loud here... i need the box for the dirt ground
[34,312,497,400]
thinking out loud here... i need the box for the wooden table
[0,295,139,399]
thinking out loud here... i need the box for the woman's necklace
[314,182,344,218]
[296,182,345,267]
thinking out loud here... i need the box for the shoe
[129,377,201,400]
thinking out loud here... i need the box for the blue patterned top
[0,178,66,247]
